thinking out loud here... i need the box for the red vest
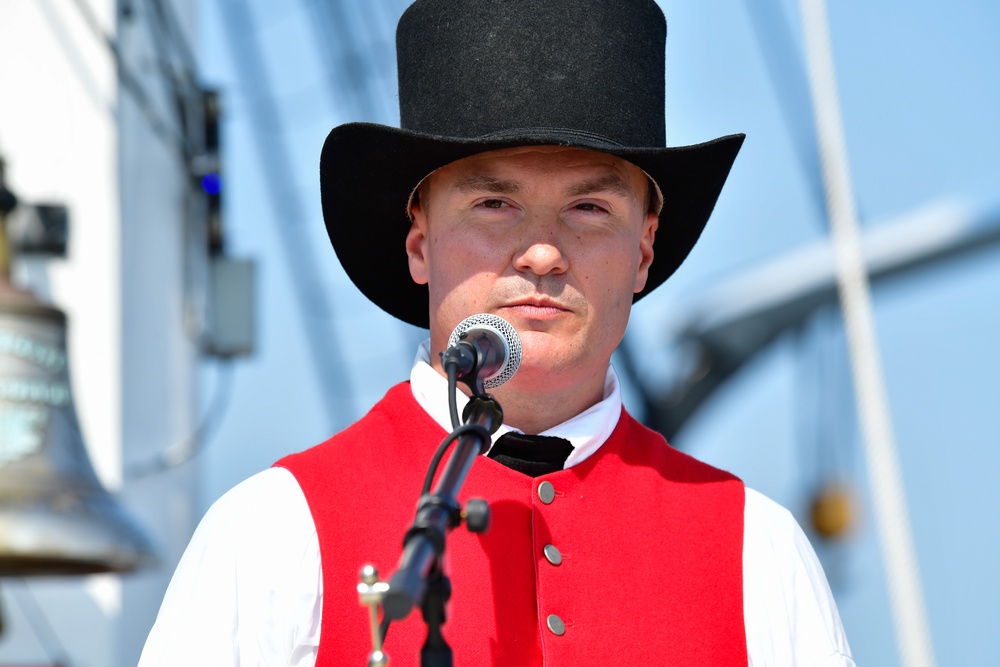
[276,383,747,666]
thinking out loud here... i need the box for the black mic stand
[358,349,502,667]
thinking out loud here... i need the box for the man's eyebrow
[453,173,522,194]
[565,174,635,199]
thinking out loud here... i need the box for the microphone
[442,313,522,394]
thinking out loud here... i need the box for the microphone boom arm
[382,397,497,621]
[357,313,519,666]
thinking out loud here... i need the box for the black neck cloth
[487,432,574,478]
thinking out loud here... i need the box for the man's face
[406,146,658,397]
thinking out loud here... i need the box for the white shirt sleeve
[137,467,322,667]
[743,487,855,666]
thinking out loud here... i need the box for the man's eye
[482,199,505,209]
[575,202,606,213]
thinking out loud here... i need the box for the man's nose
[512,221,568,276]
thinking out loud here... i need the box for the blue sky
[197,1,1000,664]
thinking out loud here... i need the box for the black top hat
[320,0,744,328]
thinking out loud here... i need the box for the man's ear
[405,200,430,285]
[633,210,658,293]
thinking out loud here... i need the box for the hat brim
[320,123,744,329]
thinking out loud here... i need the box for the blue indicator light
[201,173,222,195]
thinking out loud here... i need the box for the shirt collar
[409,339,622,469]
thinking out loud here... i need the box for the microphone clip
[440,337,485,395]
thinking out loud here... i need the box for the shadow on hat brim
[321,122,745,329]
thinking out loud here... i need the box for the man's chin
[497,358,573,393]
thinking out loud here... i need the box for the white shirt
[139,349,855,666]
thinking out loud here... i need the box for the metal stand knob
[358,564,390,666]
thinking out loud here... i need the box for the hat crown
[396,0,667,147]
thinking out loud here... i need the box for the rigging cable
[67,0,188,157]
[213,0,358,432]
[125,359,236,479]
[8,580,71,667]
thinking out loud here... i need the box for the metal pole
[0,157,15,282]
[797,1,936,665]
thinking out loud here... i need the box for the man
[140,0,854,665]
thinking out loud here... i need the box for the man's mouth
[500,298,571,320]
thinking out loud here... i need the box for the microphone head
[447,314,522,389]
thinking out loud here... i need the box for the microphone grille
[447,314,522,389]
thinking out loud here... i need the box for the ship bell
[0,289,156,575]
[0,163,155,575]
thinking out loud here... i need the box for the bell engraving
[0,290,156,576]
